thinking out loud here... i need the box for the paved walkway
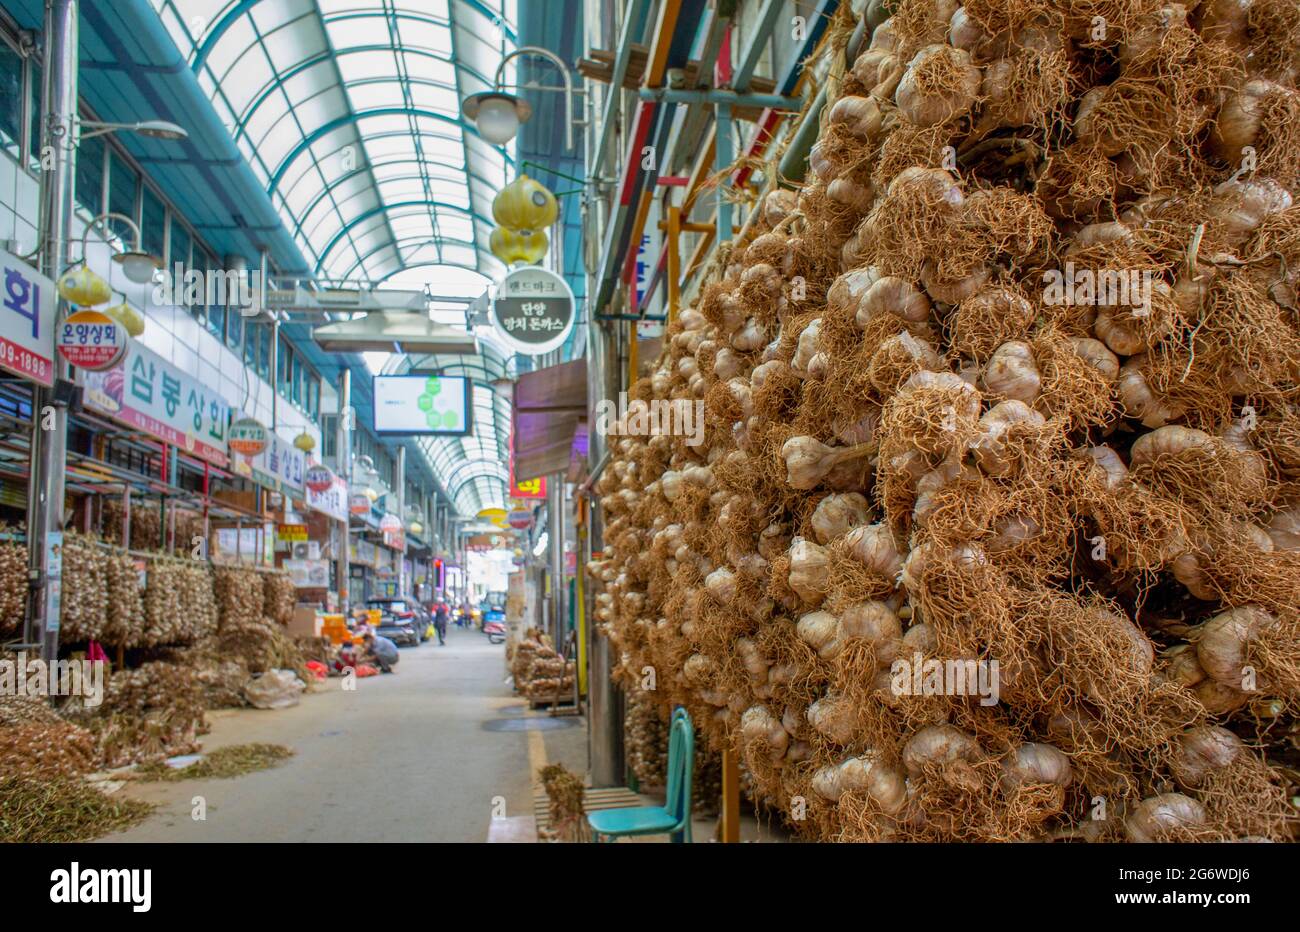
[101,626,586,842]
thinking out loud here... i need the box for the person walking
[434,603,448,646]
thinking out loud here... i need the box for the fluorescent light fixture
[312,312,478,355]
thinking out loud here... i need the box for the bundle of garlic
[0,527,25,640]
[262,571,296,625]
[214,566,266,633]
[599,0,1300,843]
[77,660,207,766]
[140,557,218,647]
[58,533,109,644]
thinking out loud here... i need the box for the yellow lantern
[293,430,316,453]
[489,225,548,265]
[491,174,558,232]
[57,264,111,306]
[101,300,145,337]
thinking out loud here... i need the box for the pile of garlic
[598,0,1300,842]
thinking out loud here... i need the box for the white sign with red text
[0,248,56,386]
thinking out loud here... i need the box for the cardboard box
[286,605,323,638]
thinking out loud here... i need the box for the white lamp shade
[118,252,161,285]
[476,96,521,145]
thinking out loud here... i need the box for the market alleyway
[101,627,587,842]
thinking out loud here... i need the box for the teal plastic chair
[588,706,694,843]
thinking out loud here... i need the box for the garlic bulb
[811,492,874,544]
[1169,725,1242,788]
[797,610,840,659]
[1196,605,1277,688]
[869,332,942,394]
[971,400,1046,476]
[858,276,933,327]
[902,622,936,653]
[1083,445,1128,488]
[1129,425,1215,464]
[853,47,897,89]
[828,94,887,140]
[787,537,830,606]
[895,45,981,128]
[1068,336,1121,381]
[843,524,905,580]
[780,436,876,490]
[887,165,965,208]
[792,318,823,374]
[704,567,738,603]
[1210,176,1293,240]
[981,341,1041,403]
[1209,80,1294,164]
[1125,793,1207,842]
[1267,505,1300,551]
[807,693,857,745]
[731,317,768,352]
[827,266,883,316]
[913,457,974,527]
[921,260,991,305]
[1117,357,1186,428]
[837,600,903,664]
[758,522,790,561]
[812,754,907,813]
[902,725,980,778]
[713,346,742,380]
[987,514,1044,553]
[740,705,789,757]
[999,743,1073,790]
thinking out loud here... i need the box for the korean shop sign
[491,266,575,356]
[82,341,230,467]
[57,308,127,371]
[306,474,349,522]
[0,248,56,386]
[231,424,306,494]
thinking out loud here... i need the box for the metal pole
[585,284,623,788]
[395,445,405,597]
[25,0,78,663]
[336,367,351,613]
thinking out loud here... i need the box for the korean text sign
[491,266,575,356]
[82,341,231,467]
[0,249,56,386]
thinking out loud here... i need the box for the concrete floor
[101,625,587,843]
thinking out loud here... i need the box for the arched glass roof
[150,0,518,283]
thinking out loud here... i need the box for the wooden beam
[720,748,740,843]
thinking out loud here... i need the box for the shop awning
[511,359,587,482]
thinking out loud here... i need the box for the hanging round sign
[349,493,371,515]
[304,463,335,495]
[57,308,127,371]
[229,416,269,458]
[508,508,533,530]
[490,265,575,356]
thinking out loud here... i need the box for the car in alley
[367,598,429,646]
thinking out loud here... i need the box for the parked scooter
[483,620,506,644]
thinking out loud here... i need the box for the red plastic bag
[355,664,379,677]
[305,660,328,680]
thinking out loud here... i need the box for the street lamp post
[25,0,79,665]
[461,46,583,151]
